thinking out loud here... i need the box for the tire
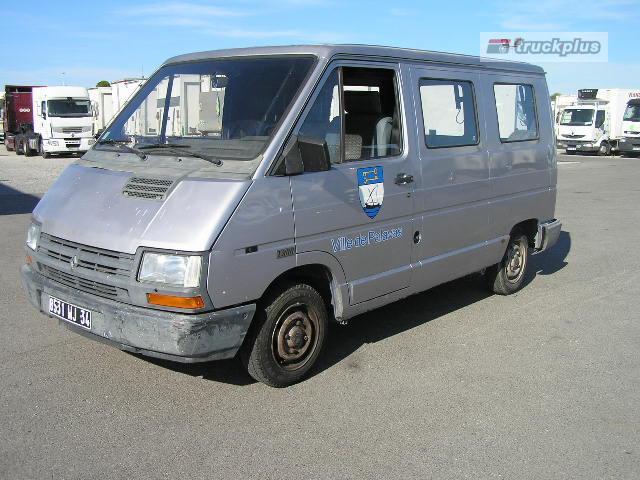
[15,137,24,155]
[242,283,328,387]
[485,229,530,295]
[597,142,611,156]
[23,139,34,157]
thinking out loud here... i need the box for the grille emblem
[70,255,79,270]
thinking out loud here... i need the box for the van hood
[33,163,251,254]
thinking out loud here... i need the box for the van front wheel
[486,230,529,295]
[242,283,328,387]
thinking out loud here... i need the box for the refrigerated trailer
[0,92,5,142]
[88,86,114,134]
[556,88,640,155]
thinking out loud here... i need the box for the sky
[1,0,639,95]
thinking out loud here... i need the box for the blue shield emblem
[357,166,384,219]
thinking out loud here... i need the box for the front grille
[62,127,83,133]
[40,264,122,299]
[563,134,585,139]
[122,176,174,200]
[37,234,133,300]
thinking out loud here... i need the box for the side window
[297,66,402,166]
[342,67,402,161]
[298,69,341,164]
[419,79,478,148]
[493,83,538,142]
[595,110,605,128]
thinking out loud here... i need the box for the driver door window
[297,66,402,168]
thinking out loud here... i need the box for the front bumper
[42,137,93,154]
[556,141,598,153]
[21,265,255,363]
[618,139,640,153]
[534,219,562,253]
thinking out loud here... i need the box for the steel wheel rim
[505,237,527,283]
[271,303,319,371]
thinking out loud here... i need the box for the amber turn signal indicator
[146,293,204,309]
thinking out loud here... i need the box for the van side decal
[331,227,403,253]
[357,166,384,219]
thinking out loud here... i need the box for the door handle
[395,173,414,185]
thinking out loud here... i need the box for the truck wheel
[16,138,24,155]
[23,139,34,157]
[242,283,328,387]
[485,229,530,295]
[598,142,611,156]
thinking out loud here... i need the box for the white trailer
[111,78,144,115]
[556,88,640,155]
[88,86,114,133]
[30,86,94,157]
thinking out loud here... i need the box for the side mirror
[42,112,46,120]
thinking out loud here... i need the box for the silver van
[22,45,561,387]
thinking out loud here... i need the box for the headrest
[344,91,382,115]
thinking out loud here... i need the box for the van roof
[164,44,545,75]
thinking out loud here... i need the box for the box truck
[556,88,640,155]
[4,85,95,157]
[619,94,640,156]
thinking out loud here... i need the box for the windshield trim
[95,54,318,162]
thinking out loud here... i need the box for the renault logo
[70,255,79,270]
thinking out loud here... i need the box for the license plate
[48,296,92,330]
[567,147,576,151]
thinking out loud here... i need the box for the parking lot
[1,148,638,479]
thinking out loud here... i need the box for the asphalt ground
[1,148,638,479]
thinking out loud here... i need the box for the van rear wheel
[486,230,529,295]
[242,283,328,387]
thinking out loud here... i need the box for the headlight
[47,140,59,146]
[138,253,202,288]
[26,222,41,251]
[584,143,593,147]
[88,138,96,145]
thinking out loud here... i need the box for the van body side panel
[208,176,297,308]
[409,65,493,291]
[481,73,556,241]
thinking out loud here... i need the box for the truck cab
[556,104,609,155]
[31,86,95,157]
[619,98,640,156]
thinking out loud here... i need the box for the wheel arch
[259,252,347,323]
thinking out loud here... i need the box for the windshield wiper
[138,144,223,166]
[96,139,147,160]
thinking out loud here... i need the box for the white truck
[556,88,640,155]
[26,86,95,157]
[88,86,114,134]
[619,94,640,157]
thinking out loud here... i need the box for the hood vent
[122,176,175,200]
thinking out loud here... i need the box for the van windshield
[98,56,315,161]
[48,99,91,117]
[560,108,594,126]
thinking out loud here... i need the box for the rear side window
[419,79,478,148]
[493,84,538,142]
